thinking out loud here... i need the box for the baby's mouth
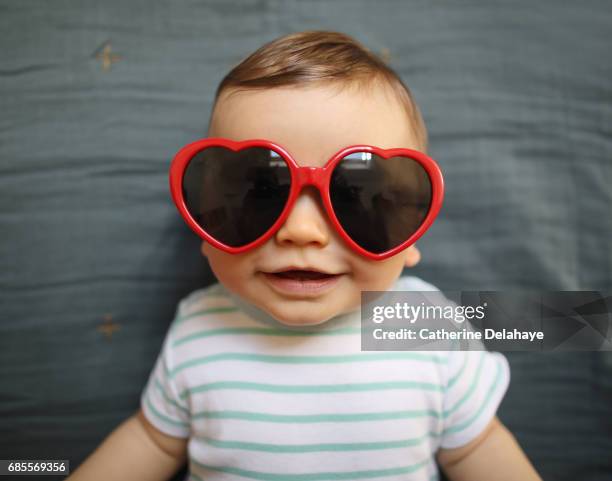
[270,270,336,281]
[261,269,343,295]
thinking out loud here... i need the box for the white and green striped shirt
[141,276,510,481]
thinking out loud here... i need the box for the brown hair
[210,30,429,152]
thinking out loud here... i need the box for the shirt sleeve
[439,349,510,449]
[140,306,191,438]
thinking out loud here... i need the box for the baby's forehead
[208,84,420,161]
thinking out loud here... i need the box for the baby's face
[202,81,422,326]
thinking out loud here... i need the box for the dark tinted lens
[329,152,432,253]
[182,146,291,247]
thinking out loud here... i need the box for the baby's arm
[67,409,187,481]
[437,416,541,481]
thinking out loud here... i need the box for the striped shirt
[140,276,510,481]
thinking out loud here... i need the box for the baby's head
[196,30,434,326]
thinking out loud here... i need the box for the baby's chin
[260,300,350,327]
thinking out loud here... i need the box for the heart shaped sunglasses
[169,138,444,260]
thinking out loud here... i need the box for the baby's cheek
[207,258,242,293]
[353,259,405,292]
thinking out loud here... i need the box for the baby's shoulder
[174,282,237,320]
[166,283,243,341]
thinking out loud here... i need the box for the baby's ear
[404,245,421,268]
[200,241,208,258]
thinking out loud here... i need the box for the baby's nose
[274,187,331,248]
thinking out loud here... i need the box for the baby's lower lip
[261,271,343,297]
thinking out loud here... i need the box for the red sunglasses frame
[169,137,444,260]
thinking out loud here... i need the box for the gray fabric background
[1,1,611,480]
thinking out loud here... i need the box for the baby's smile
[259,267,345,297]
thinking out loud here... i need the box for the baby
[69,31,541,481]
